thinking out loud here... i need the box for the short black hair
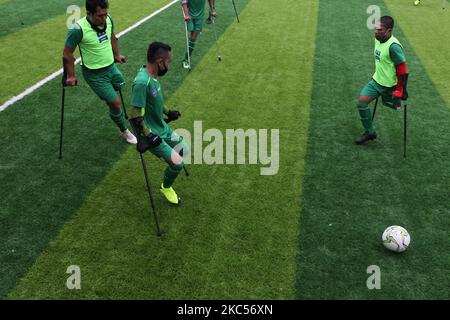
[147,42,172,63]
[86,0,109,14]
[380,16,394,30]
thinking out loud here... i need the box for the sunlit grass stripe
[0,0,173,105]
[0,0,179,112]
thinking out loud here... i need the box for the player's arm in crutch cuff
[111,32,126,64]
[392,62,408,100]
[129,107,162,154]
[62,46,78,86]
[390,43,408,100]
[181,0,191,21]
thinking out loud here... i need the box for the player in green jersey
[63,0,137,144]
[181,0,217,69]
[355,16,408,145]
[129,42,189,205]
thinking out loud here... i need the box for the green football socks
[109,107,127,132]
[184,39,197,61]
[357,101,375,134]
[163,165,182,188]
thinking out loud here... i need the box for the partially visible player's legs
[107,98,136,144]
[149,134,190,204]
[206,0,216,23]
[82,65,137,144]
[165,130,190,159]
[107,67,127,132]
[163,133,189,189]
[110,64,129,118]
[206,11,212,24]
[381,89,402,110]
[357,97,376,133]
[184,32,198,68]
[414,0,421,6]
[355,80,380,145]
[183,18,203,68]
[109,65,137,144]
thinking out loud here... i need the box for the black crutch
[211,16,222,61]
[404,102,407,159]
[118,89,129,120]
[370,74,409,158]
[231,0,240,23]
[139,152,162,237]
[59,58,68,160]
[372,97,379,121]
[59,58,79,159]
[59,82,66,159]
[402,74,410,159]
[129,119,163,237]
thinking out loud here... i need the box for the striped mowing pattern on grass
[0,0,179,113]
[0,0,250,299]
[295,0,450,299]
[8,0,318,299]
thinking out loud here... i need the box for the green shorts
[149,129,190,164]
[187,17,204,33]
[81,64,125,104]
[360,79,397,109]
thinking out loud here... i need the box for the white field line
[0,0,178,112]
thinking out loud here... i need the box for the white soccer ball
[382,226,411,253]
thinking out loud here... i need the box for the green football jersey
[182,0,207,19]
[65,15,115,69]
[131,67,169,138]
[373,36,404,87]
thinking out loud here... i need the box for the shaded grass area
[8,0,318,299]
[0,0,172,104]
[0,0,249,298]
[295,0,450,299]
[0,0,84,37]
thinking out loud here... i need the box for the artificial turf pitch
[1,0,450,299]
